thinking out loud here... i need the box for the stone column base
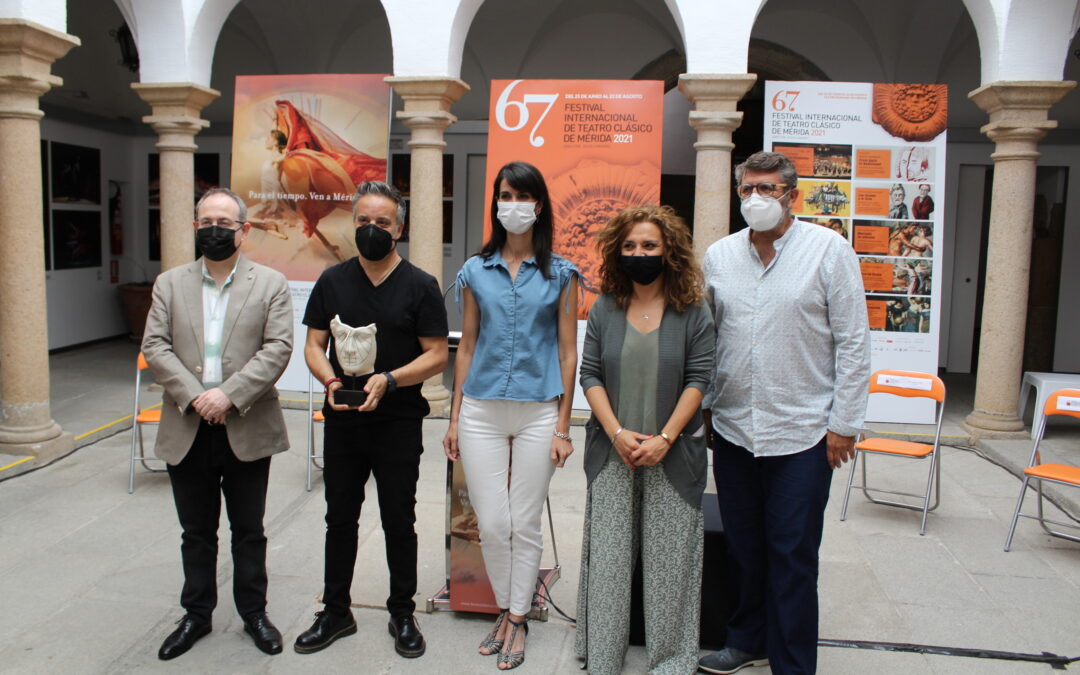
[0,431,73,463]
[962,408,1027,440]
[423,376,451,418]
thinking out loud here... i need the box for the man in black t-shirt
[295,181,448,659]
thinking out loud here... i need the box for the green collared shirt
[200,260,238,387]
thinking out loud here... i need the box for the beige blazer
[142,255,294,464]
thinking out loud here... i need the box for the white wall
[39,121,235,350]
[1040,144,1080,373]
[942,140,1080,374]
[41,119,133,349]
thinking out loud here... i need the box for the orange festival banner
[483,79,664,318]
[448,79,663,615]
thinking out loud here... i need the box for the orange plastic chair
[1004,388,1080,551]
[306,371,325,491]
[840,369,946,535]
[128,352,166,493]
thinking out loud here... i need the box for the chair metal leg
[306,416,314,492]
[918,450,939,536]
[545,496,559,567]
[839,449,859,522]
[1034,481,1080,544]
[136,426,166,472]
[128,421,138,494]
[1004,475,1031,552]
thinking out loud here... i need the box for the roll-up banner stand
[764,81,947,423]
[435,79,665,615]
[230,74,392,392]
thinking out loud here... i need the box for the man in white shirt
[698,152,870,675]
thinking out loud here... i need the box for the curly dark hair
[595,205,703,312]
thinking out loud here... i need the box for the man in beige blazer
[142,187,293,661]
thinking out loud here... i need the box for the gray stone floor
[1,338,1079,673]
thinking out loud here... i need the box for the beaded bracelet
[323,377,342,394]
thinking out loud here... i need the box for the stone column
[385,76,469,416]
[963,80,1075,437]
[0,20,79,459]
[131,83,219,271]
[677,73,757,260]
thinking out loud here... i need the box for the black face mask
[355,223,394,261]
[619,255,664,285]
[195,226,238,261]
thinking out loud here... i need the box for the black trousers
[712,434,832,675]
[167,421,271,622]
[321,417,423,617]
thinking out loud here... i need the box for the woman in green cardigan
[574,205,715,675]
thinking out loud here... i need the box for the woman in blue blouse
[443,161,579,670]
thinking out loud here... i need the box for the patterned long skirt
[575,451,704,675]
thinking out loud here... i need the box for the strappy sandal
[497,617,528,670]
[478,609,508,655]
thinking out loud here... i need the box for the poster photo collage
[775,142,936,334]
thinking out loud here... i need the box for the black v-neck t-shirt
[303,257,448,422]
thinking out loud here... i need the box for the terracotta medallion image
[872,84,948,142]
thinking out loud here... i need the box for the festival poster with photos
[765,81,947,423]
[230,74,391,391]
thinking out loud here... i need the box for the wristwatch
[381,371,398,393]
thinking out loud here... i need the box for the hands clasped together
[611,427,671,469]
[192,387,233,425]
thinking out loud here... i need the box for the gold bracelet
[659,432,673,447]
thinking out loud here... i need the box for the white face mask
[740,193,785,232]
[497,201,538,234]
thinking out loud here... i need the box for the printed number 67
[771,90,799,112]
[496,80,559,147]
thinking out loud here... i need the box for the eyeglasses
[736,183,790,199]
[197,218,242,230]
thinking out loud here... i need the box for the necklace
[369,256,402,286]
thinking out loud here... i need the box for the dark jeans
[167,421,271,622]
[712,433,832,675]
[322,417,423,617]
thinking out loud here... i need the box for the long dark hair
[479,161,555,279]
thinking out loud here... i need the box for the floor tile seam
[967,570,1080,600]
[850,533,999,608]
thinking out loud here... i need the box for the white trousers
[457,396,558,616]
